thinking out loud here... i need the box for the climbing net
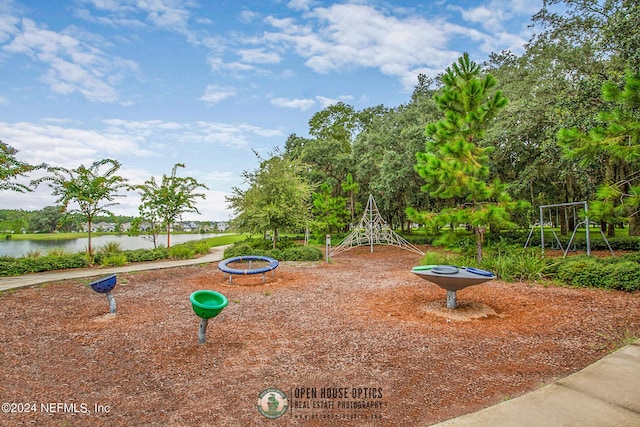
[331,194,424,257]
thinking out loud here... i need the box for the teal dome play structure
[411,265,496,309]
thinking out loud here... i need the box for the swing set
[524,201,614,257]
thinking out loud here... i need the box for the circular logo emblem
[257,388,288,419]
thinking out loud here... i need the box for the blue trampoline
[218,255,279,284]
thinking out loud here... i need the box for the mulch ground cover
[1,245,639,426]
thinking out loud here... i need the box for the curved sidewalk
[1,247,638,426]
[0,245,229,292]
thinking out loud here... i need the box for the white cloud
[237,48,281,64]
[0,117,282,219]
[452,0,539,41]
[287,0,316,12]
[0,121,155,168]
[457,6,506,31]
[271,97,316,111]
[3,18,139,102]
[75,0,192,32]
[250,2,533,90]
[207,55,255,72]
[0,12,19,44]
[260,4,460,90]
[200,84,237,104]
[239,10,259,24]
[315,95,339,108]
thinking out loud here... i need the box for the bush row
[0,253,90,276]
[0,240,214,275]
[548,253,640,291]
[223,239,323,261]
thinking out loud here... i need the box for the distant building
[84,222,116,232]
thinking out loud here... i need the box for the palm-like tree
[32,158,129,261]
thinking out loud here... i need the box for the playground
[1,245,639,426]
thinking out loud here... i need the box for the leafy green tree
[0,210,28,234]
[226,150,311,249]
[311,182,349,239]
[0,141,42,193]
[133,163,207,248]
[514,0,640,216]
[557,71,640,235]
[353,87,439,231]
[32,159,129,261]
[308,102,359,152]
[413,53,523,261]
[531,0,640,76]
[341,173,360,224]
[28,206,65,233]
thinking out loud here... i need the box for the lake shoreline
[0,233,231,258]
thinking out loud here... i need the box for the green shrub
[25,250,43,258]
[401,235,435,245]
[224,240,323,261]
[101,253,128,267]
[99,241,122,254]
[418,251,466,267]
[282,245,323,261]
[192,241,210,255]
[480,249,554,282]
[0,253,89,276]
[264,249,284,260]
[224,243,253,258]
[46,248,68,257]
[620,252,640,263]
[168,245,195,259]
[554,255,640,291]
[555,257,607,288]
[125,248,169,262]
[606,262,640,291]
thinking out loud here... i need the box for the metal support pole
[325,234,331,263]
[539,206,545,257]
[106,292,116,314]
[446,290,457,309]
[584,201,591,256]
[198,318,209,344]
[369,199,374,253]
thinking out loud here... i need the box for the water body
[0,233,225,258]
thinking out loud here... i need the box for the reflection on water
[0,234,225,258]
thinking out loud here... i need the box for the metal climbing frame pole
[539,205,545,256]
[539,201,591,257]
[584,201,591,256]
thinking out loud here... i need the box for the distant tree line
[228,0,640,256]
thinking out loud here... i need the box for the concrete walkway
[430,340,640,426]
[1,246,639,426]
[0,245,229,292]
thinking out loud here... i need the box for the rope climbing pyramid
[331,194,425,257]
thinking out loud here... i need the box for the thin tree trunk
[87,218,93,262]
[629,215,640,236]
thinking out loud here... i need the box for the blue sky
[0,0,541,221]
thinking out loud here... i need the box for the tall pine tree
[413,53,522,261]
